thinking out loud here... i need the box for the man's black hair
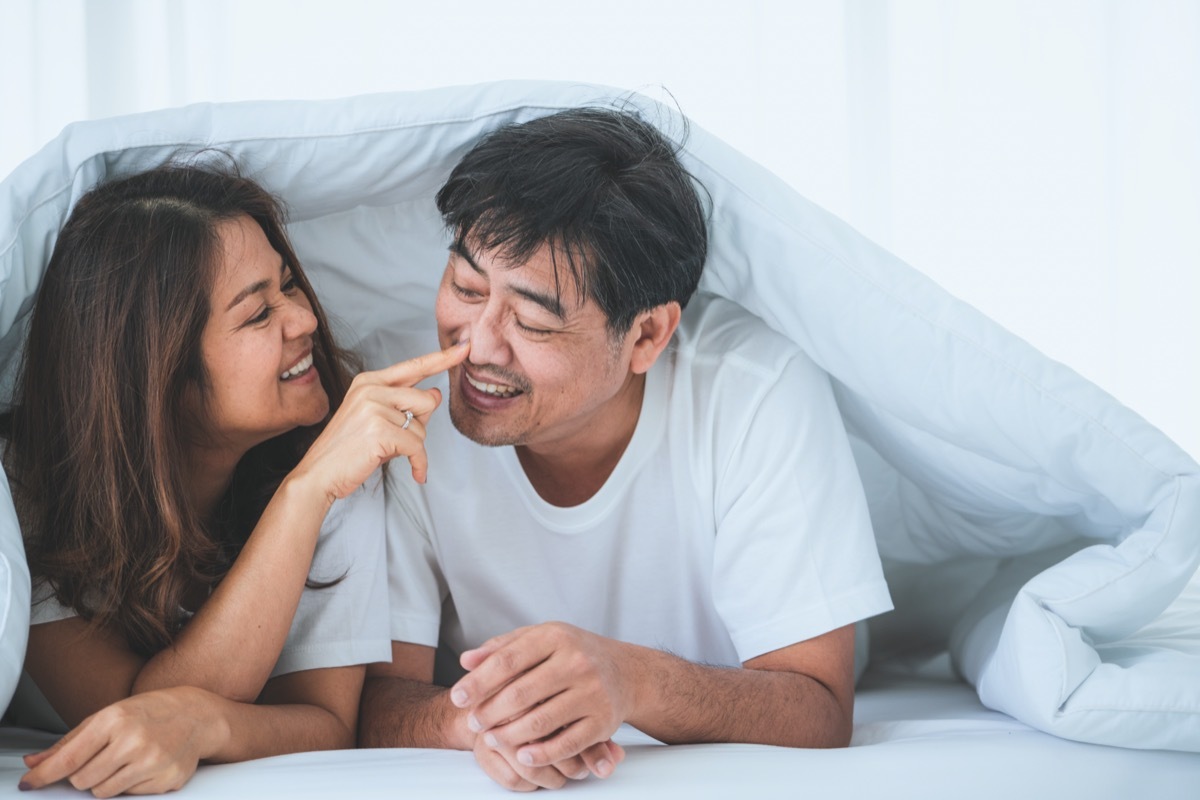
[435,106,709,336]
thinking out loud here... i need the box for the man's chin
[448,401,521,448]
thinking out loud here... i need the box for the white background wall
[2,0,1197,457]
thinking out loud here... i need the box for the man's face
[435,238,639,452]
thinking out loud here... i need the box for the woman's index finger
[20,725,104,789]
[376,340,470,386]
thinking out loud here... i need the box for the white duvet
[0,81,1197,753]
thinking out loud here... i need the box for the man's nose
[465,303,510,366]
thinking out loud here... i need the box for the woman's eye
[281,273,298,294]
[249,304,275,326]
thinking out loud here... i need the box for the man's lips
[464,370,522,398]
[458,367,526,408]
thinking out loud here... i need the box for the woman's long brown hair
[2,161,358,658]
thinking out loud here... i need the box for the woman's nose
[283,295,319,339]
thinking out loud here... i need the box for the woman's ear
[629,302,682,375]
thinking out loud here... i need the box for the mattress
[3,669,1196,799]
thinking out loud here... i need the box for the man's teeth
[281,353,314,380]
[466,373,519,397]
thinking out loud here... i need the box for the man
[359,107,892,790]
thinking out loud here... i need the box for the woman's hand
[17,687,218,797]
[293,341,469,501]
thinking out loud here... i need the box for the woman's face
[195,214,329,455]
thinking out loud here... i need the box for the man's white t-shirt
[11,473,391,731]
[366,294,892,683]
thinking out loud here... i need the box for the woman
[2,162,467,796]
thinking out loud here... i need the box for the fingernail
[572,769,589,781]
[596,758,612,778]
[484,732,499,748]
[466,714,482,733]
[450,688,469,707]
[18,782,32,792]
[455,337,470,347]
[517,750,534,767]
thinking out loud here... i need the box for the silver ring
[401,410,414,430]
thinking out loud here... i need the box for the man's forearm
[359,676,473,750]
[625,645,852,748]
[457,623,856,766]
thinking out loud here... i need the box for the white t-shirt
[11,472,391,731]
[366,294,892,683]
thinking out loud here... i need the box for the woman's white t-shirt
[10,473,390,732]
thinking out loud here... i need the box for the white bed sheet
[3,671,1197,799]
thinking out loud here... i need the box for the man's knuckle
[494,650,518,674]
[567,650,592,674]
[498,771,525,791]
[539,769,567,790]
[527,708,554,738]
[554,732,581,759]
[507,682,533,709]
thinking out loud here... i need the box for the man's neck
[514,374,646,508]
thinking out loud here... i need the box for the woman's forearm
[200,689,357,762]
[132,473,333,700]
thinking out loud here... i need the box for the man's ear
[629,302,682,375]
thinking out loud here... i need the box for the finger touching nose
[466,315,511,366]
[378,340,471,387]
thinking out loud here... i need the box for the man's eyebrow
[512,286,565,320]
[224,257,287,312]
[451,239,485,277]
[451,239,565,320]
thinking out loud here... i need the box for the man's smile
[465,371,521,398]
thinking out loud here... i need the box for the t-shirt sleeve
[711,349,893,662]
[383,469,447,648]
[272,470,392,677]
[353,325,447,649]
[29,579,77,625]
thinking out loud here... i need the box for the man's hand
[451,622,638,771]
[471,736,626,792]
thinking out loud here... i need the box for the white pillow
[0,472,29,713]
[1,81,1197,750]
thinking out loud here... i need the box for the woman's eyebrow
[224,258,287,311]
[225,279,271,311]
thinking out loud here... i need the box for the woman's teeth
[466,373,519,397]
[281,353,314,380]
